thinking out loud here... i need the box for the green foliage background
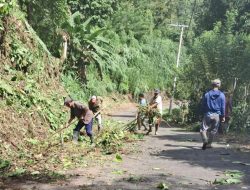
[0,0,249,138]
[0,0,249,176]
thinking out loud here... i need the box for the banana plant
[62,11,113,81]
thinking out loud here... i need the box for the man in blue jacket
[200,79,225,150]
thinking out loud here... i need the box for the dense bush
[2,0,249,132]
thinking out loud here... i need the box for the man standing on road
[147,89,163,135]
[137,93,148,131]
[64,97,94,144]
[200,79,225,150]
[88,95,103,132]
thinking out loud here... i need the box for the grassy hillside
[0,5,71,171]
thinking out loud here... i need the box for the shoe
[90,136,94,144]
[73,131,79,143]
[202,143,207,150]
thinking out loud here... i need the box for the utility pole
[168,24,188,113]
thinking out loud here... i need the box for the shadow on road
[153,132,201,142]
[151,131,250,186]
[1,173,235,190]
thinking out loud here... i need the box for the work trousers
[200,113,220,145]
[74,119,93,137]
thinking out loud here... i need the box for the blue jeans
[74,119,93,137]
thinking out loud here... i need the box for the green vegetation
[0,0,249,176]
[213,170,244,185]
[157,182,169,190]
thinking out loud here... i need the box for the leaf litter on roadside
[126,175,147,183]
[157,182,169,190]
[232,161,250,166]
[112,170,126,175]
[113,154,123,163]
[0,120,142,177]
[213,170,244,185]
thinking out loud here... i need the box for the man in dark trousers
[200,79,225,150]
[64,97,94,144]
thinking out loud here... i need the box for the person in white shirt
[146,89,163,135]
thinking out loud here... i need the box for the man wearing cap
[64,97,94,144]
[88,95,103,132]
[147,89,163,135]
[200,79,225,150]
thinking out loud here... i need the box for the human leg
[200,115,211,150]
[155,116,161,135]
[207,114,220,147]
[146,115,154,135]
[73,120,84,143]
[96,114,102,132]
[137,112,142,130]
[85,119,94,144]
[141,116,148,130]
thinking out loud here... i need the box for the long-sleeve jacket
[70,101,93,124]
[201,89,225,116]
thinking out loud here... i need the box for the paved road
[3,103,250,190]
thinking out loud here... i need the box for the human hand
[62,35,67,42]
[221,117,225,123]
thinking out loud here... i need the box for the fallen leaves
[112,170,125,175]
[157,182,169,190]
[113,154,123,163]
[232,161,250,166]
[213,170,244,185]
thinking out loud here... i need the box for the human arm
[149,96,160,109]
[67,118,74,126]
[149,103,158,109]
[97,96,103,111]
[98,96,103,104]
[67,109,75,125]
